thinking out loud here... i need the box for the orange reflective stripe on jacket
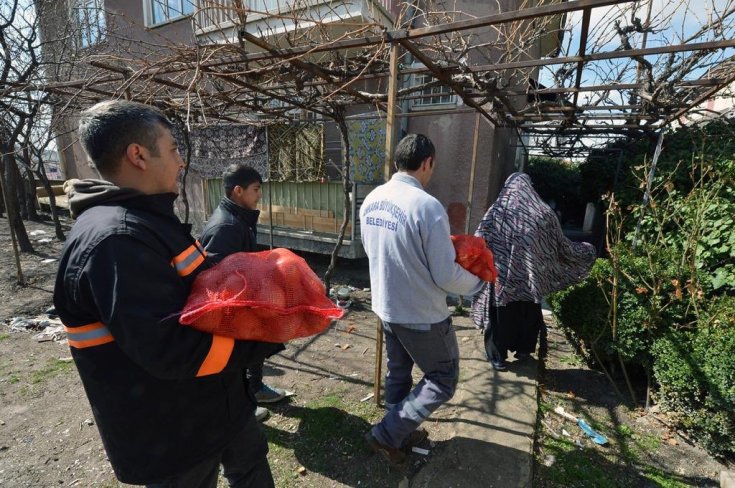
[171,241,206,277]
[196,335,235,377]
[64,322,115,349]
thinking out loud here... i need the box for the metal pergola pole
[465,113,481,235]
[373,41,400,407]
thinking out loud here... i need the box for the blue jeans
[372,317,459,449]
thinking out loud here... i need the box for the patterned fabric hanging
[267,123,325,182]
[172,124,268,180]
[348,118,386,184]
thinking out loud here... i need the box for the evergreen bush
[549,118,735,458]
[651,297,735,458]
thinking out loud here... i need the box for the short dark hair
[78,100,173,176]
[223,164,263,198]
[394,134,435,171]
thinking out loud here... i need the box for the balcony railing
[195,0,392,33]
[195,0,235,31]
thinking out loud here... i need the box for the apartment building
[40,0,561,256]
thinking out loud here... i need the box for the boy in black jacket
[200,164,289,422]
[54,101,280,488]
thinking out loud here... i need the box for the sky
[530,0,735,153]
[537,0,735,91]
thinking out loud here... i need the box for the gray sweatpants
[372,317,459,449]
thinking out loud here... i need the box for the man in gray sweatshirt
[360,134,484,464]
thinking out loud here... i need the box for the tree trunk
[180,123,192,224]
[24,169,40,222]
[14,158,29,221]
[0,144,29,284]
[2,151,34,252]
[35,163,65,241]
[21,148,40,221]
[323,112,352,292]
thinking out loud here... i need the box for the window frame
[409,69,458,110]
[144,0,196,28]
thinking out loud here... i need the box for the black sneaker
[365,431,407,465]
[491,359,507,371]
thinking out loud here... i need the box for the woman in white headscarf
[472,172,596,371]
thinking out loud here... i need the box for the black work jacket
[200,197,261,260]
[53,182,280,484]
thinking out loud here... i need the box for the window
[412,73,455,108]
[73,0,106,48]
[146,0,196,27]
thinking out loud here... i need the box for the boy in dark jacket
[54,101,280,487]
[200,164,288,422]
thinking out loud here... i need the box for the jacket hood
[64,179,144,217]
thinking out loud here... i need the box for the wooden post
[266,129,274,249]
[384,42,399,182]
[374,41,400,407]
[373,320,383,406]
[456,113,482,314]
[464,112,481,234]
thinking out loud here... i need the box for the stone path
[407,313,540,488]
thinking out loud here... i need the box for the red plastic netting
[180,248,343,342]
[451,234,498,282]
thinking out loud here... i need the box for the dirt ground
[0,216,731,487]
[534,319,730,487]
[0,216,447,487]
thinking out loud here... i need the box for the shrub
[526,157,584,225]
[547,259,611,359]
[651,297,735,458]
[549,118,735,458]
[548,246,698,366]
[630,158,735,294]
[695,182,735,293]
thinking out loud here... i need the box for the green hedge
[651,297,735,458]
[550,264,735,458]
[548,248,697,364]
[549,118,735,459]
[547,259,611,359]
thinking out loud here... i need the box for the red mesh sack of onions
[180,248,343,342]
[450,234,498,282]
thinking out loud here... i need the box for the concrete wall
[392,0,522,234]
[407,112,517,234]
[54,115,100,180]
[175,173,208,234]
[38,0,196,182]
[105,1,196,49]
